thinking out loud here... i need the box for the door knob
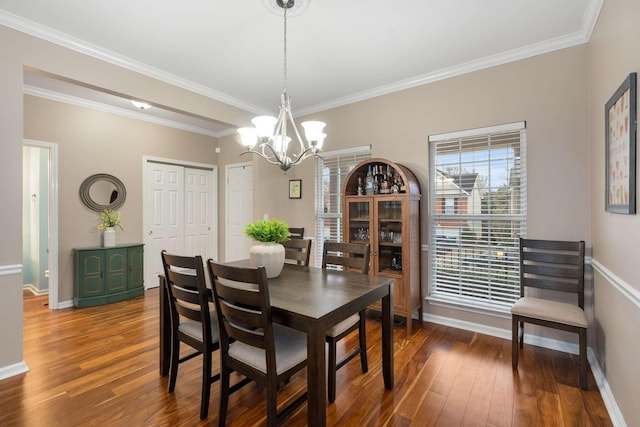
[148,230,153,235]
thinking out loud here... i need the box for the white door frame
[225,161,253,262]
[23,139,59,309]
[142,156,218,288]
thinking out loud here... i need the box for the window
[429,122,526,311]
[315,146,371,266]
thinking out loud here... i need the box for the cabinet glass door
[347,199,371,245]
[377,199,403,275]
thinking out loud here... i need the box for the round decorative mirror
[79,173,127,212]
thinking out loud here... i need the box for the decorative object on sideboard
[79,173,127,212]
[605,72,637,214]
[97,208,124,247]
[237,0,326,172]
[244,218,291,278]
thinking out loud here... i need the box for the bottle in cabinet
[342,158,422,335]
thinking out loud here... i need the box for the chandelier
[237,0,326,172]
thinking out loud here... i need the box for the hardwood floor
[0,289,612,426]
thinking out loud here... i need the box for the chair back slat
[288,227,304,239]
[322,241,370,274]
[207,261,275,360]
[282,238,312,266]
[519,238,585,307]
[161,250,213,342]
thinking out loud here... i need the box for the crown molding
[0,10,266,116]
[24,85,224,138]
[296,29,591,116]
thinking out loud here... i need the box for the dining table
[159,261,395,427]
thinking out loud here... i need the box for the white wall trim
[422,312,579,355]
[0,361,29,381]
[0,10,265,116]
[0,264,22,276]
[588,348,627,427]
[58,300,74,309]
[23,284,48,296]
[24,85,224,138]
[590,257,640,310]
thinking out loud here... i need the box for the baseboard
[588,348,627,427]
[23,284,49,296]
[0,361,29,381]
[421,311,625,426]
[422,312,579,354]
[58,300,74,309]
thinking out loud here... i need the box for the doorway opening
[22,140,59,309]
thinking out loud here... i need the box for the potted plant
[97,208,124,247]
[244,218,290,278]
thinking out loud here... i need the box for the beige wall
[227,46,591,337]
[588,0,640,425]
[23,95,219,302]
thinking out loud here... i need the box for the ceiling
[1,0,602,137]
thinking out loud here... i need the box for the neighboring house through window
[315,146,371,266]
[428,122,527,311]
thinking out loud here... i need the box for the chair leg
[512,316,519,370]
[168,333,180,392]
[358,310,368,373]
[218,367,230,427]
[266,378,278,427]
[518,321,525,348]
[579,328,588,389]
[328,338,337,403]
[200,350,212,419]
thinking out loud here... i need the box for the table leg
[306,326,326,427]
[159,275,170,376]
[382,284,394,389]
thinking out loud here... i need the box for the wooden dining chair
[511,238,588,389]
[282,238,312,266]
[321,240,371,403]
[288,227,304,239]
[160,251,220,419]
[207,261,308,427]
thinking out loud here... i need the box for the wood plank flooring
[0,289,612,426]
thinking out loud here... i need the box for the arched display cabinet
[342,158,422,335]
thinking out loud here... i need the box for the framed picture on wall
[605,72,637,214]
[289,179,302,199]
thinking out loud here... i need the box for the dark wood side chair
[288,227,304,239]
[321,240,371,403]
[282,238,312,266]
[511,238,588,389]
[160,250,220,419]
[207,261,308,427]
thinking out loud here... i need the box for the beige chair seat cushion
[179,316,220,343]
[326,314,359,337]
[511,297,587,328]
[229,324,307,374]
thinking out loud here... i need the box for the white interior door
[144,162,184,288]
[226,163,253,262]
[184,167,216,261]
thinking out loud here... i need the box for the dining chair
[288,227,304,239]
[511,238,588,389]
[160,250,220,419]
[207,261,308,427]
[282,238,312,266]
[321,240,371,403]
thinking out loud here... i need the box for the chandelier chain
[283,7,288,96]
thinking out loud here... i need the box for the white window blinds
[429,122,527,309]
[315,146,371,266]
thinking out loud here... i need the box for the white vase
[103,227,117,247]
[249,242,285,278]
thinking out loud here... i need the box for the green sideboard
[73,243,144,308]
